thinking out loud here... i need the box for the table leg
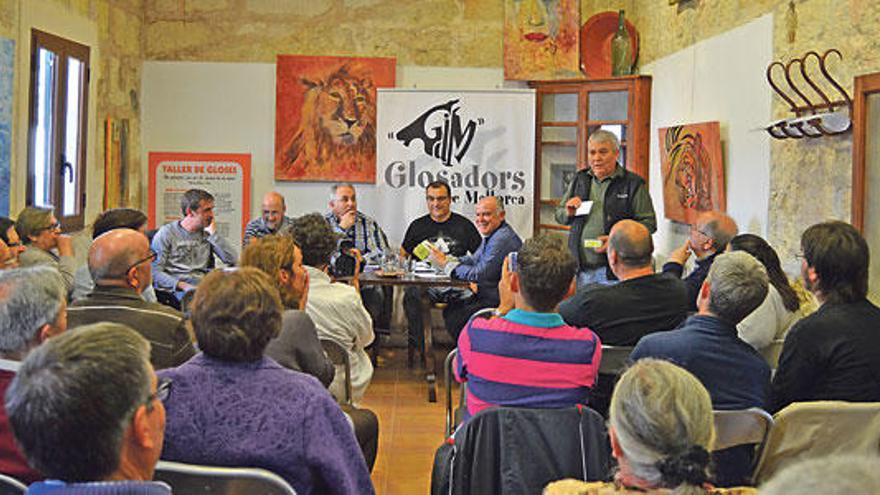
[420,288,437,402]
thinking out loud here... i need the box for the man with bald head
[663,210,739,310]
[68,228,195,369]
[560,219,689,346]
[243,191,294,246]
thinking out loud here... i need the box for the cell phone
[508,251,518,273]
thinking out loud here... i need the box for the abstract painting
[0,37,14,217]
[659,121,726,224]
[504,0,580,80]
[274,55,396,183]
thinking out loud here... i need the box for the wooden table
[358,271,469,402]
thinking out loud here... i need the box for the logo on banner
[392,99,483,167]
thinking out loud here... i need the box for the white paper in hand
[575,201,594,216]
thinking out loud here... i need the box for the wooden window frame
[27,29,90,231]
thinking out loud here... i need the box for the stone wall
[608,0,880,257]
[144,0,503,67]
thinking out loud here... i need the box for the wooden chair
[712,408,773,451]
[154,460,296,495]
[752,401,880,484]
[320,338,353,406]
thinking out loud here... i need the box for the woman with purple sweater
[158,267,374,495]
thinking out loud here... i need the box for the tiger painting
[274,57,396,183]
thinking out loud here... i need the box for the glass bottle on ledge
[611,10,632,76]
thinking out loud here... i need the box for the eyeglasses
[426,195,450,203]
[126,250,157,273]
[40,222,61,232]
[144,377,172,409]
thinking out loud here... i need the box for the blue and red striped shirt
[455,309,602,419]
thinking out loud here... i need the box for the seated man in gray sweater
[151,188,238,301]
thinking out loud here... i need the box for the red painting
[504,0,580,80]
[659,121,726,224]
[274,55,396,183]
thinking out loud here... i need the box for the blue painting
[0,37,13,217]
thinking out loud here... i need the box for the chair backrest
[320,339,353,406]
[598,345,633,376]
[0,473,26,495]
[712,408,773,451]
[752,401,880,484]
[154,460,297,495]
[760,338,785,369]
[433,405,611,494]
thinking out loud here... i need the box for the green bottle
[611,10,632,76]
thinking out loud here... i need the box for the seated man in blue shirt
[430,196,522,340]
[631,250,770,486]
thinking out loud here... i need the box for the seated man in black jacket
[559,219,689,346]
[769,221,880,413]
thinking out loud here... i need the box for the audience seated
[544,359,756,495]
[159,268,373,495]
[455,234,600,420]
[241,235,333,385]
[0,267,66,484]
[769,221,880,412]
[72,208,158,302]
[402,180,481,354]
[293,213,374,403]
[325,183,393,330]
[151,188,237,301]
[68,228,196,370]
[0,217,24,269]
[559,219,689,346]
[15,207,75,298]
[240,234,380,472]
[662,211,738,310]
[632,251,770,486]
[243,191,294,247]
[6,323,170,494]
[728,234,803,352]
[431,196,522,340]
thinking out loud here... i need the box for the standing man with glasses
[69,228,195,370]
[401,181,482,363]
[15,206,76,297]
[662,210,738,310]
[6,323,171,494]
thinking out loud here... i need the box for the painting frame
[658,121,726,224]
[274,55,396,183]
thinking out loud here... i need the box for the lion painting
[274,56,396,183]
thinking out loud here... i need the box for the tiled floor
[361,344,459,495]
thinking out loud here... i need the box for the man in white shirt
[292,213,374,403]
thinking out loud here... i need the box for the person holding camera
[324,183,392,330]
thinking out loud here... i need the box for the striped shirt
[455,309,601,419]
[324,211,390,264]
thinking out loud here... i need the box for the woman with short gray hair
[545,359,756,495]
[15,206,76,296]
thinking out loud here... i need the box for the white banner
[375,89,536,248]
